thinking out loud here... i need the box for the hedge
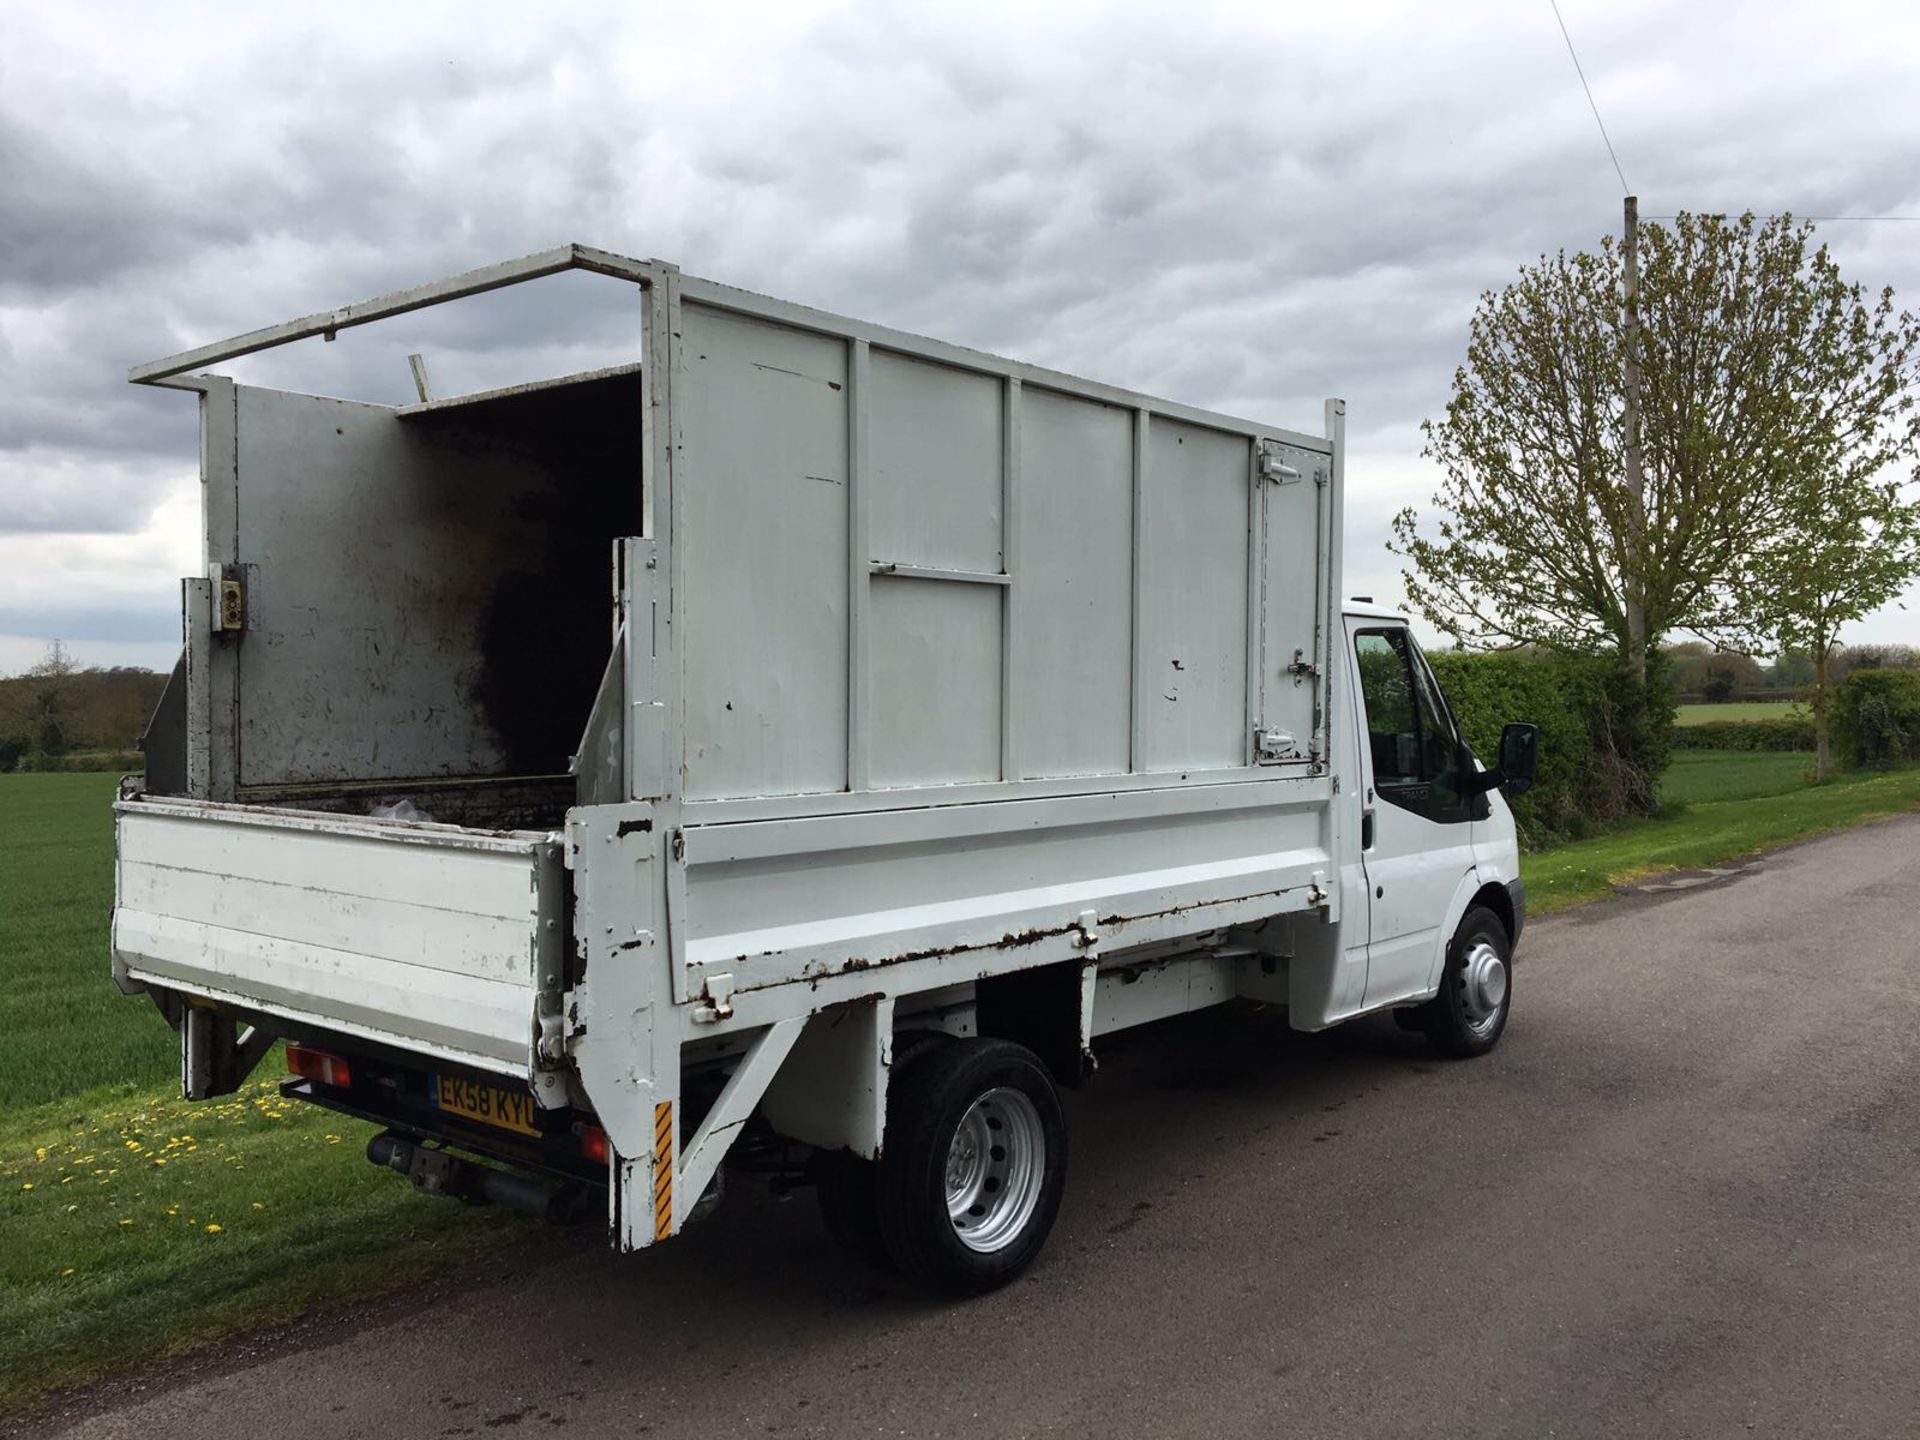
[1427,650,1636,847]
[1832,670,1920,769]
[1670,717,1815,752]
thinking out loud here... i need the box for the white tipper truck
[113,246,1539,1294]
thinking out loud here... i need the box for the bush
[14,749,143,774]
[1832,670,1920,769]
[1428,650,1648,847]
[0,734,27,773]
[1671,717,1815,752]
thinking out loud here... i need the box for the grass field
[1659,749,1812,806]
[1675,700,1803,725]
[2,773,174,1107]
[0,773,525,1411]
[4,750,1920,1411]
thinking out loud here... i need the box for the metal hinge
[1254,727,1297,764]
[1258,443,1302,485]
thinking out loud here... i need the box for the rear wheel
[1418,905,1512,1058]
[875,1038,1067,1295]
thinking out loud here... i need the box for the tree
[1744,470,1920,777]
[26,640,77,760]
[1395,213,1918,804]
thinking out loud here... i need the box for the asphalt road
[38,815,1920,1440]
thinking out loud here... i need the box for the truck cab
[1328,602,1529,1052]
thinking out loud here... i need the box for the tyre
[874,1037,1067,1295]
[1417,905,1512,1058]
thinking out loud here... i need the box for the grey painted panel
[681,304,850,800]
[1137,419,1252,770]
[1014,387,1133,779]
[1259,442,1327,761]
[231,377,638,789]
[868,351,1002,574]
[868,578,1001,788]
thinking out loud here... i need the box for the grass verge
[1524,763,1920,914]
[0,1077,528,1412]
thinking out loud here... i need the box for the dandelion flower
[205,1223,223,1234]
[60,1268,75,1277]
[20,1183,33,1192]
[118,1218,133,1227]
[251,1202,265,1210]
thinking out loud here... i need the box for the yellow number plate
[431,1074,540,1137]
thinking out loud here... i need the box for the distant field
[1675,701,1802,725]
[1661,750,1812,806]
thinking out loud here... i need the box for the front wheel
[875,1038,1067,1295]
[1417,905,1512,1058]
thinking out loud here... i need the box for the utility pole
[1621,194,1648,685]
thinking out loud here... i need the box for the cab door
[1350,625,1478,1008]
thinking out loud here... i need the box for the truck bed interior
[145,362,644,832]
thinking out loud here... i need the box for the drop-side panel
[677,778,1333,996]
[111,799,553,1075]
[680,304,850,801]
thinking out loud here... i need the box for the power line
[1548,0,1630,196]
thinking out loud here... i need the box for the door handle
[1361,808,1374,850]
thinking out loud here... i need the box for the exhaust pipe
[367,1132,588,1224]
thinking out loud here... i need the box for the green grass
[0,1081,526,1410]
[1,773,175,1107]
[0,773,526,1413]
[1675,700,1803,725]
[1524,762,1920,914]
[1659,749,1813,806]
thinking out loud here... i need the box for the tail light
[286,1043,353,1089]
[578,1123,610,1164]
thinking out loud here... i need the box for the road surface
[35,815,1920,1439]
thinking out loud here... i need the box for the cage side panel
[231,379,635,788]
[680,304,851,802]
[1137,418,1252,771]
[1257,441,1329,763]
[1012,387,1133,779]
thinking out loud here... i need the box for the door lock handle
[1361,808,1374,850]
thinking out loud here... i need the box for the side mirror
[1498,722,1539,795]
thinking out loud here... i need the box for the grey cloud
[2,1,1918,652]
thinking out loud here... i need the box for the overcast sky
[2,0,1917,675]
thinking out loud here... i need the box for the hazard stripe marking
[652,1101,674,1241]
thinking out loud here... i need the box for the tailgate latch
[692,973,736,1025]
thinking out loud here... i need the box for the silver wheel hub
[1460,939,1508,1035]
[944,1086,1046,1253]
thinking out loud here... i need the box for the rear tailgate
[112,796,564,1077]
